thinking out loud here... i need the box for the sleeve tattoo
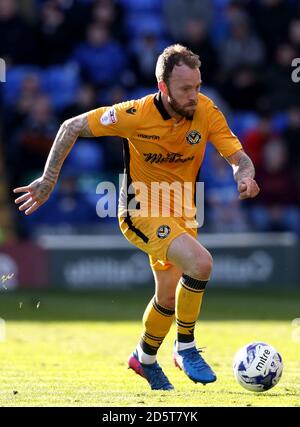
[226,149,255,182]
[43,113,93,184]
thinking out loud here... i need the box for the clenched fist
[237,177,260,200]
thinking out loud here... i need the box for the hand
[13,177,54,215]
[237,177,260,200]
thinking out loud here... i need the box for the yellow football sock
[138,296,175,362]
[176,274,208,345]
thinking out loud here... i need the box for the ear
[158,81,169,96]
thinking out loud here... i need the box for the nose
[188,93,198,104]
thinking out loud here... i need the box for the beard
[168,90,197,120]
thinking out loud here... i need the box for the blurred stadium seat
[63,140,104,175]
[40,63,80,111]
[3,66,41,105]
[4,63,80,111]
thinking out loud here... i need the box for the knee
[187,250,213,280]
[155,295,175,311]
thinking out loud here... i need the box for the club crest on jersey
[100,107,118,126]
[156,225,171,239]
[186,130,201,145]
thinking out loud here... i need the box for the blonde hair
[155,44,201,83]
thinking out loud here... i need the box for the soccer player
[14,45,260,390]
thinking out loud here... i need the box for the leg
[154,264,183,309]
[168,232,212,345]
[137,265,182,361]
[128,264,182,390]
[167,233,216,384]
[167,232,213,280]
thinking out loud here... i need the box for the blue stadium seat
[63,140,104,175]
[118,0,163,13]
[210,0,230,46]
[41,63,80,111]
[3,66,41,105]
[119,0,164,38]
[124,13,165,38]
[3,64,80,111]
[230,112,260,138]
[129,86,157,100]
[271,112,289,133]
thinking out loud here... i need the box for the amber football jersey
[87,92,242,221]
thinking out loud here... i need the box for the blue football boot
[173,343,217,384]
[128,351,174,390]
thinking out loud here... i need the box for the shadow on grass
[0,287,299,322]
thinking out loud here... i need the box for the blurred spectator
[0,0,36,64]
[10,94,59,188]
[3,72,42,133]
[242,113,277,169]
[107,85,128,105]
[130,31,168,87]
[163,0,213,42]
[249,0,293,59]
[251,138,300,234]
[71,23,126,87]
[60,83,97,122]
[119,0,164,40]
[289,19,300,55]
[284,106,300,180]
[219,12,265,73]
[4,72,44,185]
[219,65,265,110]
[181,18,219,86]
[210,0,247,47]
[34,0,94,66]
[36,0,93,51]
[92,0,124,41]
[265,43,300,111]
[35,0,74,66]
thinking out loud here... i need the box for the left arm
[207,101,260,200]
[226,149,260,200]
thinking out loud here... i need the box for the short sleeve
[87,99,141,138]
[208,102,242,157]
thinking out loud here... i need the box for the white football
[233,342,283,392]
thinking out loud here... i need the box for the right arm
[14,99,140,215]
[14,113,93,215]
[43,113,93,186]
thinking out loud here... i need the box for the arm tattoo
[43,113,93,184]
[226,150,255,183]
[233,152,255,182]
[78,115,94,137]
[36,180,53,201]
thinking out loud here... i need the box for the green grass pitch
[0,287,299,407]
